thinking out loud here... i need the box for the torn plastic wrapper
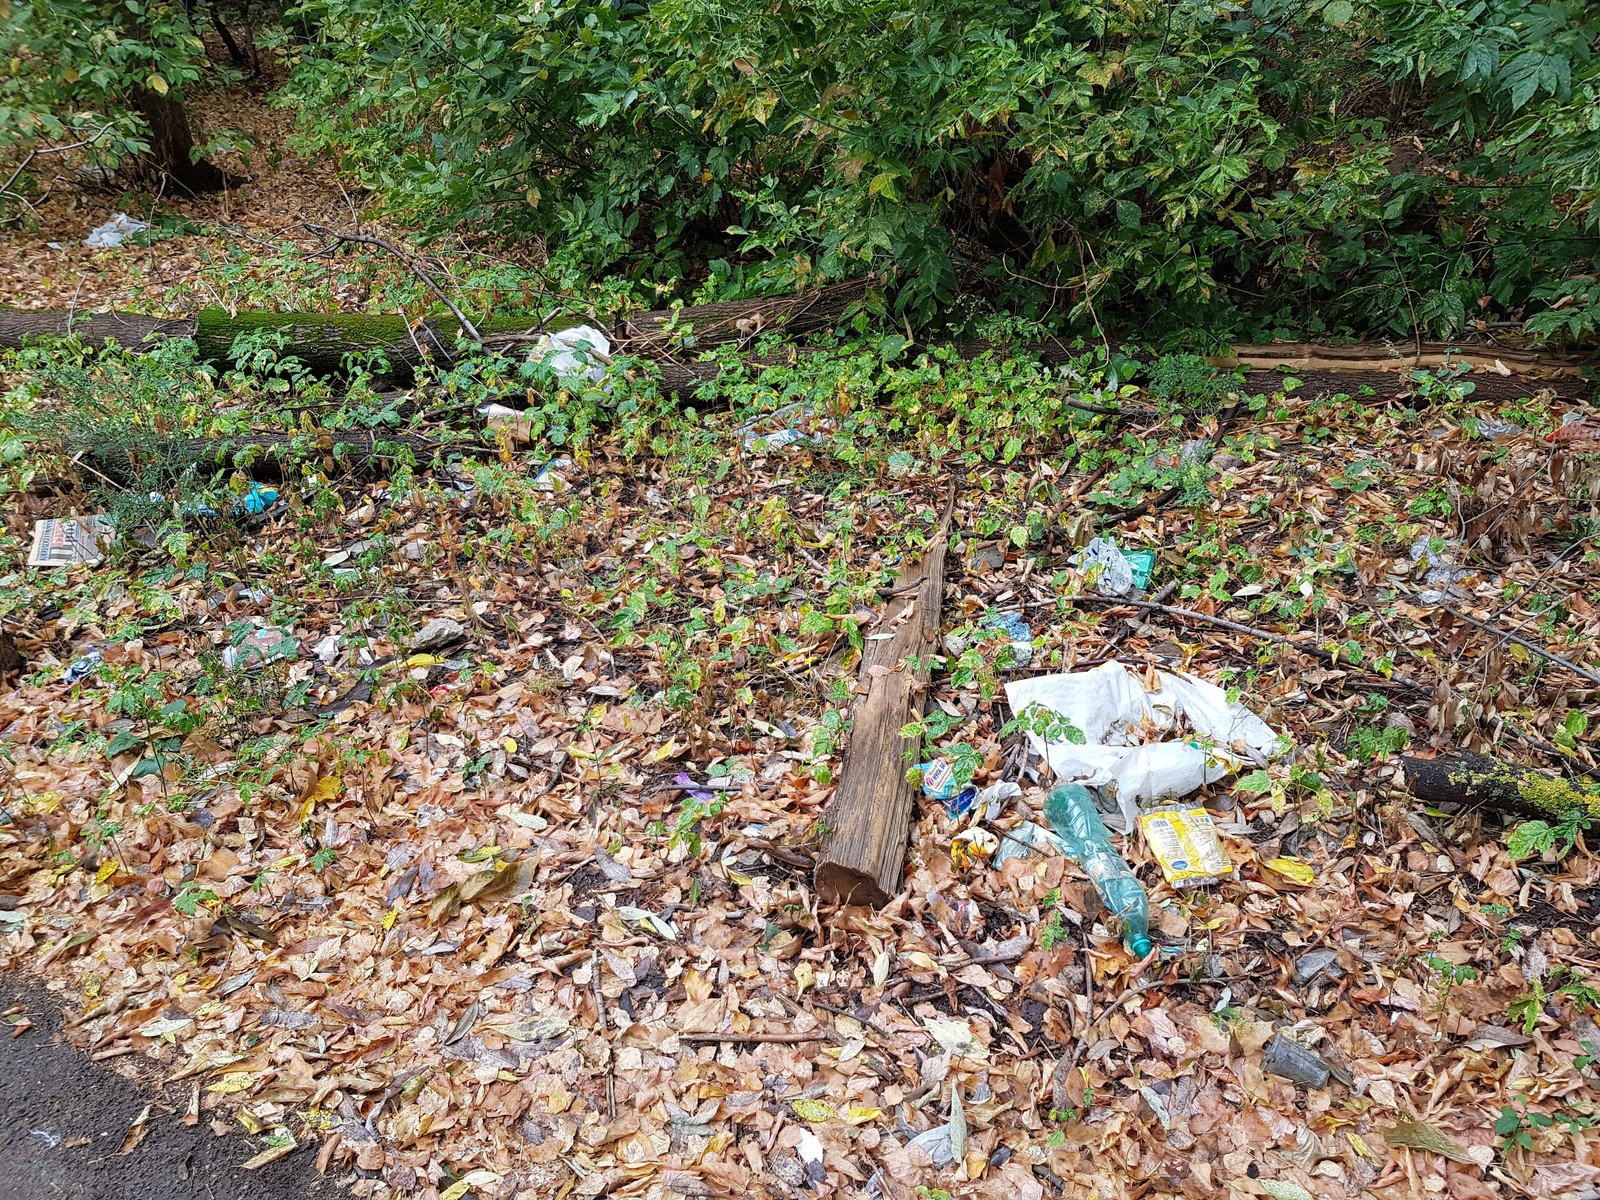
[1005,661,1283,823]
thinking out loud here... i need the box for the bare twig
[680,1030,829,1045]
[303,222,482,343]
[0,124,115,208]
[1053,593,1425,690]
[1443,606,1600,688]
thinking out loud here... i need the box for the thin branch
[680,1030,828,1044]
[1,124,117,208]
[1054,593,1426,690]
[303,222,482,344]
[1443,607,1600,688]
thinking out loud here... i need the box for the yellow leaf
[501,738,517,755]
[440,1169,500,1200]
[845,1106,882,1126]
[794,961,815,996]
[208,1071,255,1095]
[726,868,753,886]
[1262,856,1315,885]
[146,73,169,96]
[1347,1131,1375,1160]
[790,1098,837,1123]
[95,861,117,884]
[645,738,680,764]
[407,653,444,668]
[305,775,342,804]
[382,907,399,930]
[237,1108,262,1134]
[906,951,937,970]
[242,1143,296,1170]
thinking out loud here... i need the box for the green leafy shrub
[281,1,1600,342]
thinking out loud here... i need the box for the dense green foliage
[0,1,257,194]
[281,0,1600,343]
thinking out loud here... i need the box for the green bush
[227,4,1600,342]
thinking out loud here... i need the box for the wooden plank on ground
[814,495,952,907]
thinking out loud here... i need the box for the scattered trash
[1262,1033,1332,1088]
[531,324,612,388]
[983,611,1033,668]
[28,515,113,568]
[976,780,1020,820]
[1292,947,1340,986]
[84,213,149,249]
[918,758,960,802]
[234,482,279,517]
[906,1122,956,1169]
[479,403,533,444]
[743,426,819,452]
[1043,783,1152,957]
[991,819,1070,867]
[1472,417,1520,439]
[950,827,999,870]
[409,618,467,653]
[1137,804,1231,885]
[795,1128,826,1184]
[311,634,341,666]
[942,786,979,820]
[1005,661,1282,810]
[531,458,573,493]
[1070,536,1155,596]
[222,626,298,671]
[1548,412,1600,443]
[737,400,830,452]
[63,648,103,683]
[1408,535,1471,589]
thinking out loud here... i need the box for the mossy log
[1401,752,1600,821]
[84,430,463,482]
[2,301,1590,402]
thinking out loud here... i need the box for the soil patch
[0,971,339,1200]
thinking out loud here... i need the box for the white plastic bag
[535,324,611,387]
[84,213,150,249]
[1005,661,1282,815]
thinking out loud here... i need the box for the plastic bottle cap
[1129,936,1153,957]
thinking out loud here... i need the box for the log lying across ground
[1402,752,1600,821]
[0,282,869,380]
[0,293,1590,402]
[814,501,953,907]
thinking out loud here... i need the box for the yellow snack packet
[1138,805,1231,885]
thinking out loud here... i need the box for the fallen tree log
[814,497,953,907]
[82,430,464,483]
[1401,752,1600,821]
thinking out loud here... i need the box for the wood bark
[0,299,1589,402]
[814,505,952,907]
[613,278,871,355]
[131,86,234,194]
[1401,752,1600,821]
[84,430,457,483]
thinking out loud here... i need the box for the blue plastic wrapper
[918,758,959,800]
[943,787,979,820]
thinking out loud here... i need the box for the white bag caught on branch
[1005,661,1283,818]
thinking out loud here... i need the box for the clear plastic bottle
[1043,784,1153,958]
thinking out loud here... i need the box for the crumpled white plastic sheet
[84,213,150,249]
[533,324,611,387]
[1005,660,1283,821]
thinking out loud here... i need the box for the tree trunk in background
[132,86,232,194]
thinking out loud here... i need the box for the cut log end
[813,863,891,909]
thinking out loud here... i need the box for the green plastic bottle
[1043,784,1153,958]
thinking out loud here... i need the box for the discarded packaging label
[222,626,298,671]
[983,611,1034,668]
[991,819,1071,866]
[918,758,959,801]
[1138,805,1231,885]
[943,786,978,820]
[1071,537,1154,596]
[28,516,113,568]
[1005,661,1283,813]
[950,827,999,870]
